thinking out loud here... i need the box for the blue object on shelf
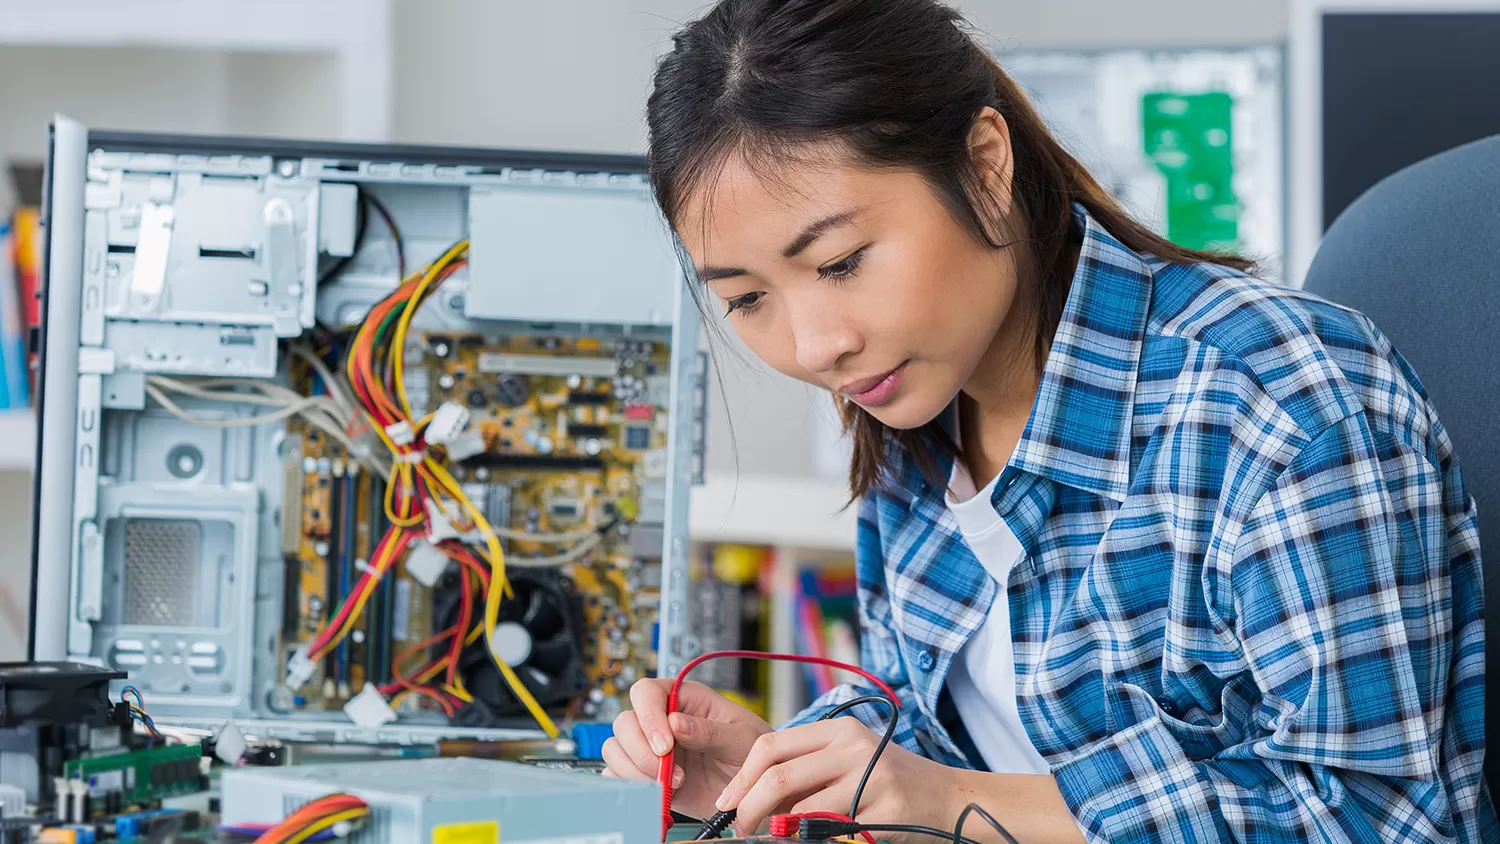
[571,722,615,760]
[651,622,660,652]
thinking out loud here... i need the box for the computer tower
[25,115,704,745]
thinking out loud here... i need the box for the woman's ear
[967,106,1015,235]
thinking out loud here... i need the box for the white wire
[290,344,359,421]
[491,525,602,544]
[505,532,605,567]
[144,382,321,428]
[144,375,391,479]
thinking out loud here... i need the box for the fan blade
[493,585,526,624]
[526,638,578,676]
[521,588,566,639]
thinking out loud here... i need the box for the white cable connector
[405,539,451,588]
[425,498,463,543]
[384,420,415,447]
[285,647,316,690]
[446,430,487,462]
[426,401,471,447]
[343,683,398,729]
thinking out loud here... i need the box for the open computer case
[24,115,705,745]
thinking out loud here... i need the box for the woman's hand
[713,716,970,839]
[601,678,773,819]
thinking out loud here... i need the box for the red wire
[771,812,878,844]
[307,527,406,657]
[655,650,900,840]
[446,555,474,687]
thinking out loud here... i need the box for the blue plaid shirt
[785,207,1495,842]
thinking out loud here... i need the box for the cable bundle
[248,793,369,844]
[120,685,161,739]
[139,227,609,737]
[334,239,559,737]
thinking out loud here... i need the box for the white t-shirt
[943,457,1051,774]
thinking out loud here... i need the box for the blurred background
[0,0,1497,724]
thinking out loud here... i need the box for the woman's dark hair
[647,0,1254,500]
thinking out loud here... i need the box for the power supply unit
[220,757,659,844]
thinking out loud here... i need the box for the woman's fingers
[718,722,852,808]
[601,736,683,786]
[729,747,853,836]
[611,710,663,775]
[627,679,677,756]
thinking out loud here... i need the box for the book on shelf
[12,206,40,401]
[0,216,30,410]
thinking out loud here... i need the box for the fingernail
[672,767,685,788]
[650,733,670,756]
[673,714,693,735]
[714,789,731,812]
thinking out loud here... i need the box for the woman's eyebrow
[694,207,864,283]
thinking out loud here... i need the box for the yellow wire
[391,240,468,421]
[361,238,557,739]
[384,467,425,527]
[308,531,406,662]
[420,454,559,737]
[389,624,484,710]
[279,808,368,844]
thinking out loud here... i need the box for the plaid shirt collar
[892,205,1150,515]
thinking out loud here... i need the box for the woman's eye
[724,292,763,317]
[818,246,867,280]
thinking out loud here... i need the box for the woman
[600,1,1494,841]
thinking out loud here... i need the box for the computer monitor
[1289,0,1500,284]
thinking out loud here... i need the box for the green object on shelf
[1141,91,1239,253]
[63,743,203,811]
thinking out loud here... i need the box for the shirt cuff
[1050,717,1232,844]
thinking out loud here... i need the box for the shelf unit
[0,410,32,471]
[0,0,394,141]
[689,475,856,549]
[690,475,858,724]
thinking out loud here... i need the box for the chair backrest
[1302,134,1500,796]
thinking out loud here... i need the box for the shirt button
[1156,697,1181,717]
[917,650,935,672]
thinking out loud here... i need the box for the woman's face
[673,115,1024,431]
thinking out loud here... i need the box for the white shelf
[0,411,34,471]
[689,475,857,550]
[0,0,394,141]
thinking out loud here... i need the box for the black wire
[954,803,1020,844]
[691,809,736,841]
[361,190,406,279]
[854,825,985,844]
[685,695,894,840]
[318,187,370,286]
[818,694,898,820]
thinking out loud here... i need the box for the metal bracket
[129,202,173,313]
[691,350,708,485]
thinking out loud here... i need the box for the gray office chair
[1302,134,1500,798]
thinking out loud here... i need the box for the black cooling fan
[433,568,589,727]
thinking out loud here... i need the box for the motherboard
[274,331,670,727]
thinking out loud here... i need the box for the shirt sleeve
[779,493,928,756]
[1050,411,1489,843]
